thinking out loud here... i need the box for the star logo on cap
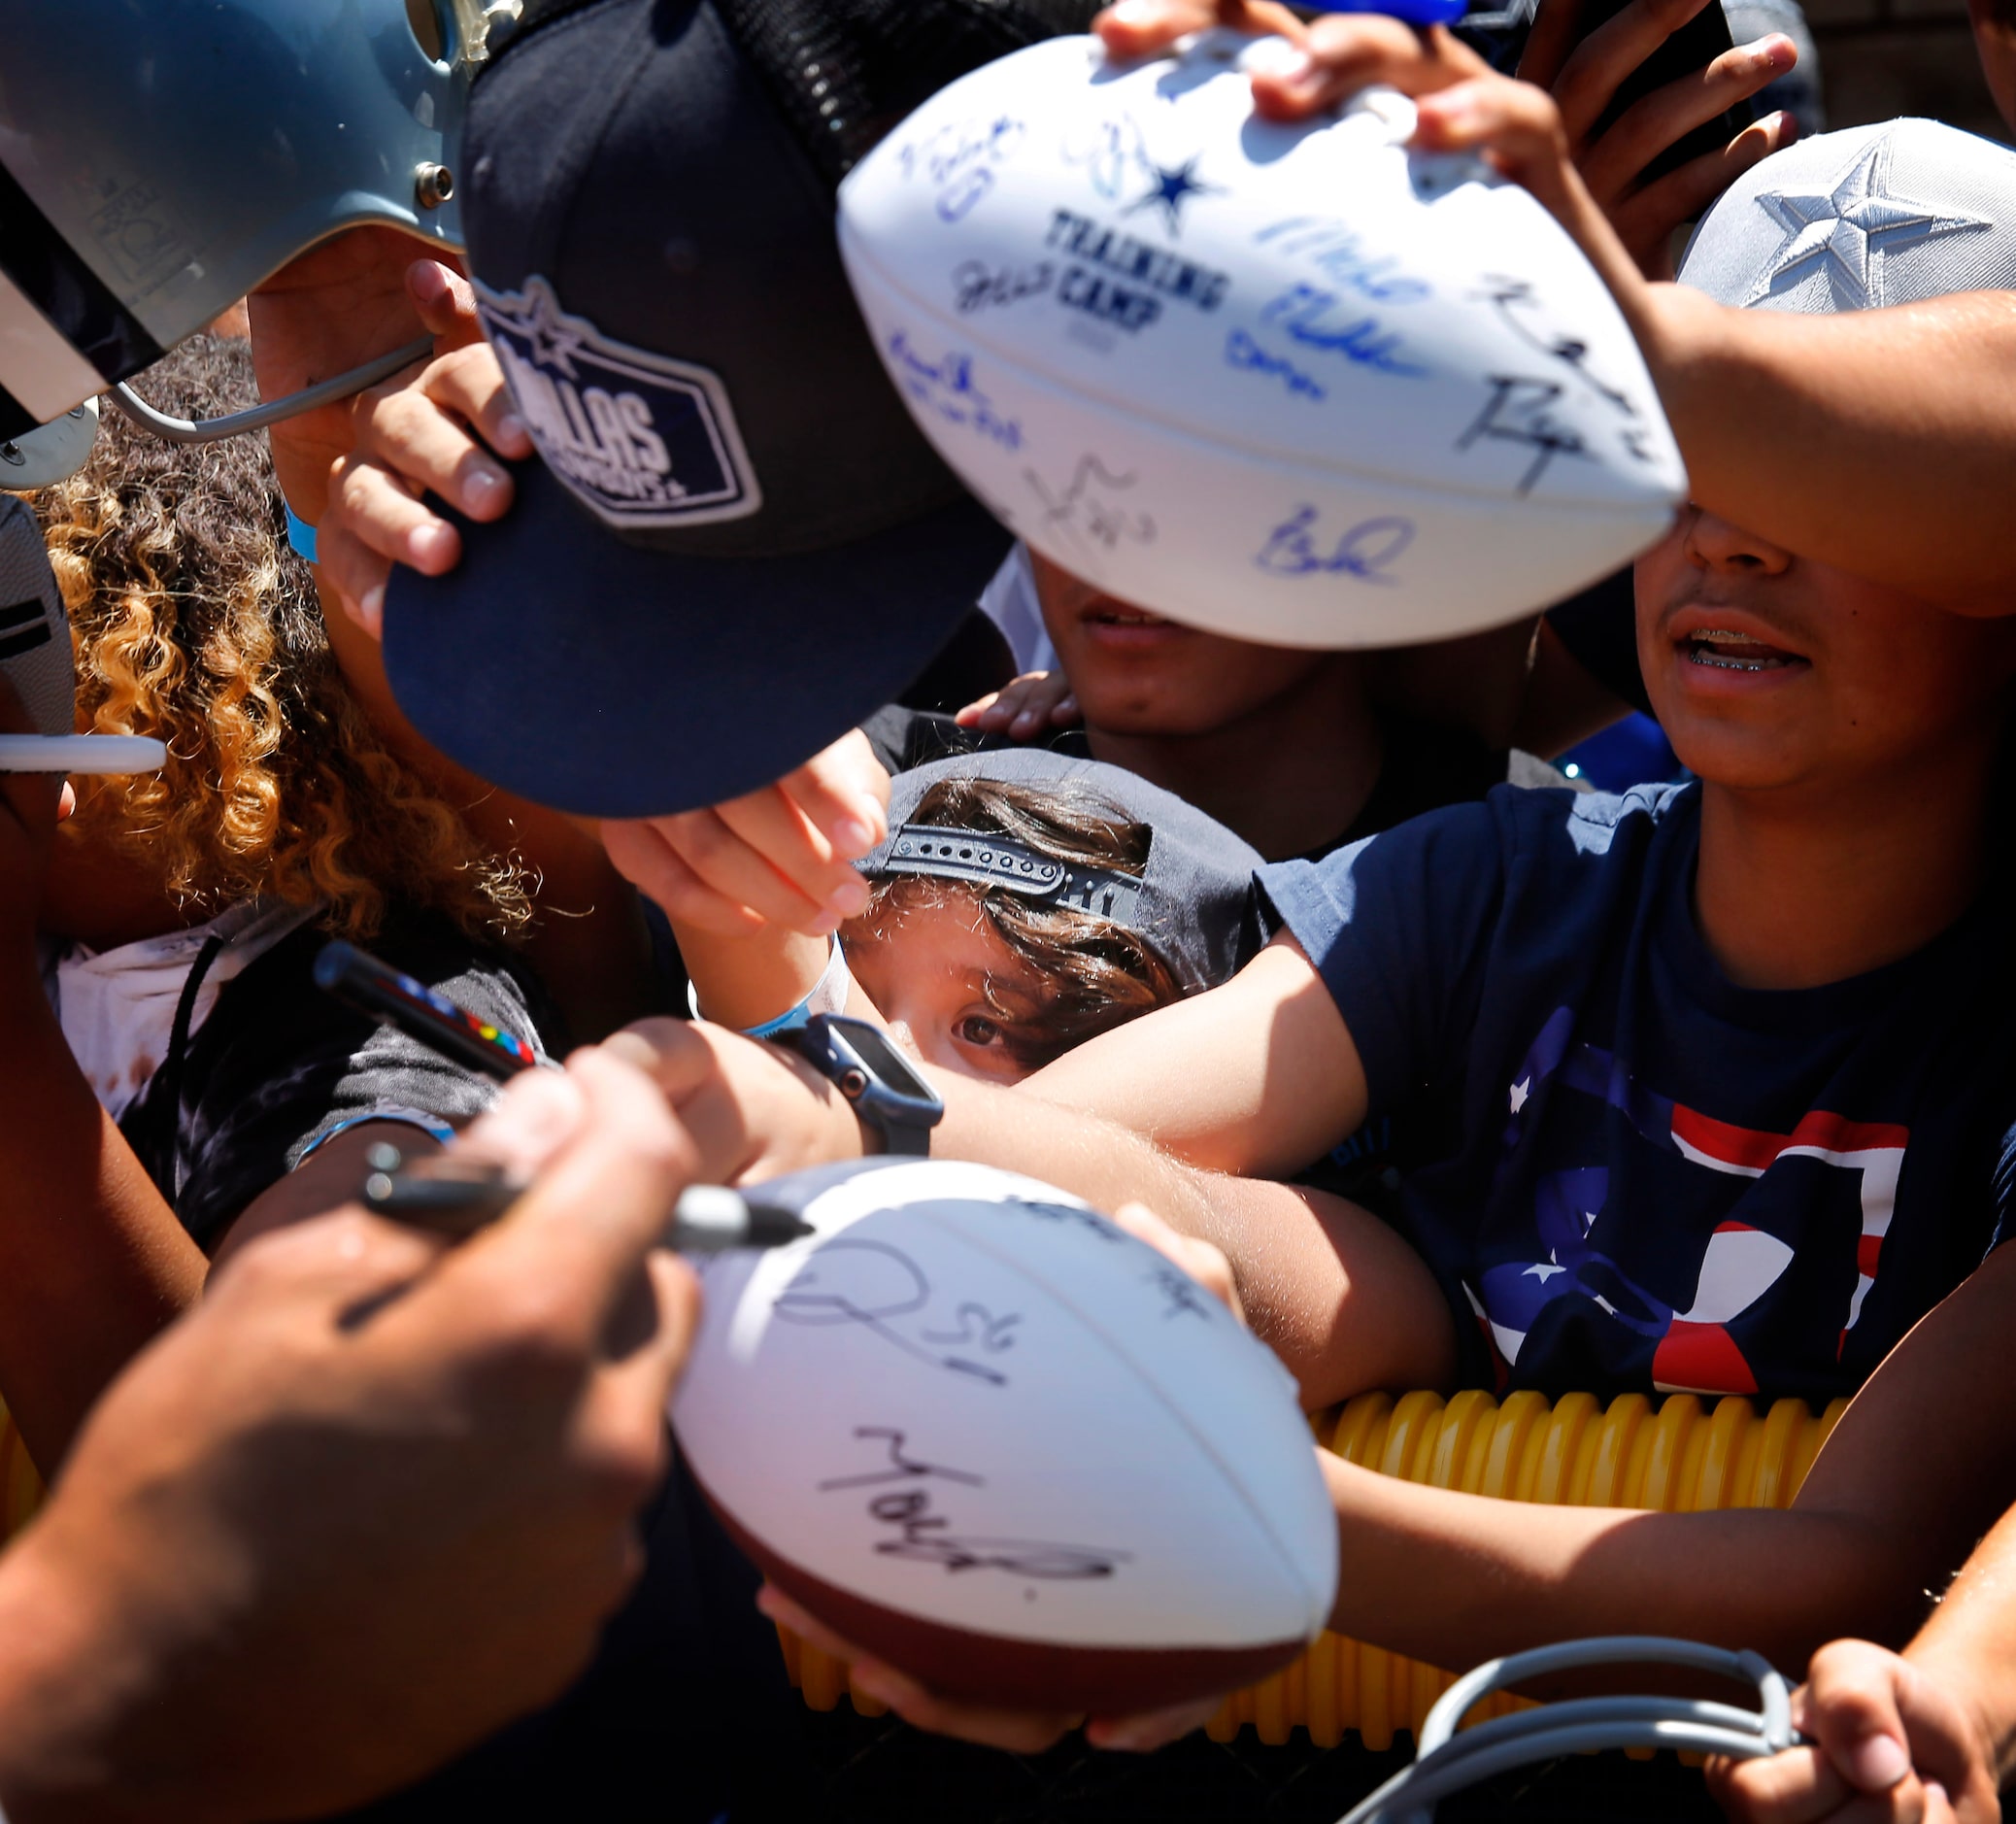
[1126,156,1219,235]
[1745,132,1991,310]
[507,283,591,381]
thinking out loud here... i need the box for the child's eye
[954,1014,1006,1049]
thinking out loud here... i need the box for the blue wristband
[689,936,852,1039]
[1302,0,1468,22]
[285,503,319,565]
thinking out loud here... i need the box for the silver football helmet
[0,0,517,442]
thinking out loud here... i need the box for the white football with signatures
[671,1159,1337,1711]
[837,31,1686,646]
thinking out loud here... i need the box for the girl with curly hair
[0,334,566,1469]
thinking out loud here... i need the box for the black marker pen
[315,939,545,1083]
[360,1144,812,1253]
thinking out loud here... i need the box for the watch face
[836,1019,937,1105]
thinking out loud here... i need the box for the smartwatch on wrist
[772,1014,944,1157]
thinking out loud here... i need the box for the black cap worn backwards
[862,750,1266,995]
[383,0,1100,821]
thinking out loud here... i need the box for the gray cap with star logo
[1678,118,2016,315]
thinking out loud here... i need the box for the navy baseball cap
[862,750,1265,994]
[384,0,1100,820]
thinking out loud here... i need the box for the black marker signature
[920,1301,1022,1354]
[1475,276,1638,421]
[1006,1197,1129,1244]
[1457,376,1592,495]
[953,258,1054,316]
[775,1241,1018,1387]
[1023,455,1156,551]
[821,1428,1127,1580]
[1146,1264,1216,1322]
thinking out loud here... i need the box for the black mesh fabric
[715,0,1106,186]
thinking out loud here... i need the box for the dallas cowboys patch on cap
[385,0,1103,821]
[861,749,1265,993]
[1679,118,2016,314]
[478,276,761,533]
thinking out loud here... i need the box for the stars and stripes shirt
[1260,781,2016,1403]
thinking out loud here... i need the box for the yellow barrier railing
[4,1382,1839,1753]
[778,1387,1845,1749]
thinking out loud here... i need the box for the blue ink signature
[1255,507,1415,584]
[1254,218,1432,306]
[1258,285,1428,378]
[1061,114,1153,203]
[887,332,1022,451]
[1224,327,1327,402]
[898,116,1026,223]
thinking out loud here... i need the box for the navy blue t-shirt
[1260,782,2016,1403]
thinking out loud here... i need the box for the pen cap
[0,495,78,738]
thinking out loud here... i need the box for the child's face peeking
[840,892,1054,1086]
[1029,552,1353,738]
[1635,507,2016,796]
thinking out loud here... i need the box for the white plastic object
[0,734,168,773]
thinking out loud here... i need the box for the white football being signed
[671,1159,1337,1711]
[837,32,1686,646]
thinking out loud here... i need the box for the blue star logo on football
[473,275,762,531]
[1126,156,1220,235]
[1745,132,1991,310]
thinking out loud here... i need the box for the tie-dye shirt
[116,911,554,1251]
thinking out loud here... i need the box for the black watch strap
[877,1118,932,1158]
[773,1015,942,1159]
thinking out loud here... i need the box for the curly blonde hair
[33,334,531,942]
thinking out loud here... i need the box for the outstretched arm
[1023,936,1369,1179]
[607,995,1455,1402]
[1710,1279,2016,1824]
[1636,287,2016,614]
[1321,1238,2016,1680]
[0,692,203,1472]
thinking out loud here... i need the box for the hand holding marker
[314,939,810,1253]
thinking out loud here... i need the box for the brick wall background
[1807,0,2003,138]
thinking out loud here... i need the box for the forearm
[1641,285,2016,613]
[1904,1503,2016,1783]
[0,975,204,1471]
[1020,942,1366,1178]
[677,924,835,1031]
[1319,1455,1921,1676]
[935,1074,1453,1399]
